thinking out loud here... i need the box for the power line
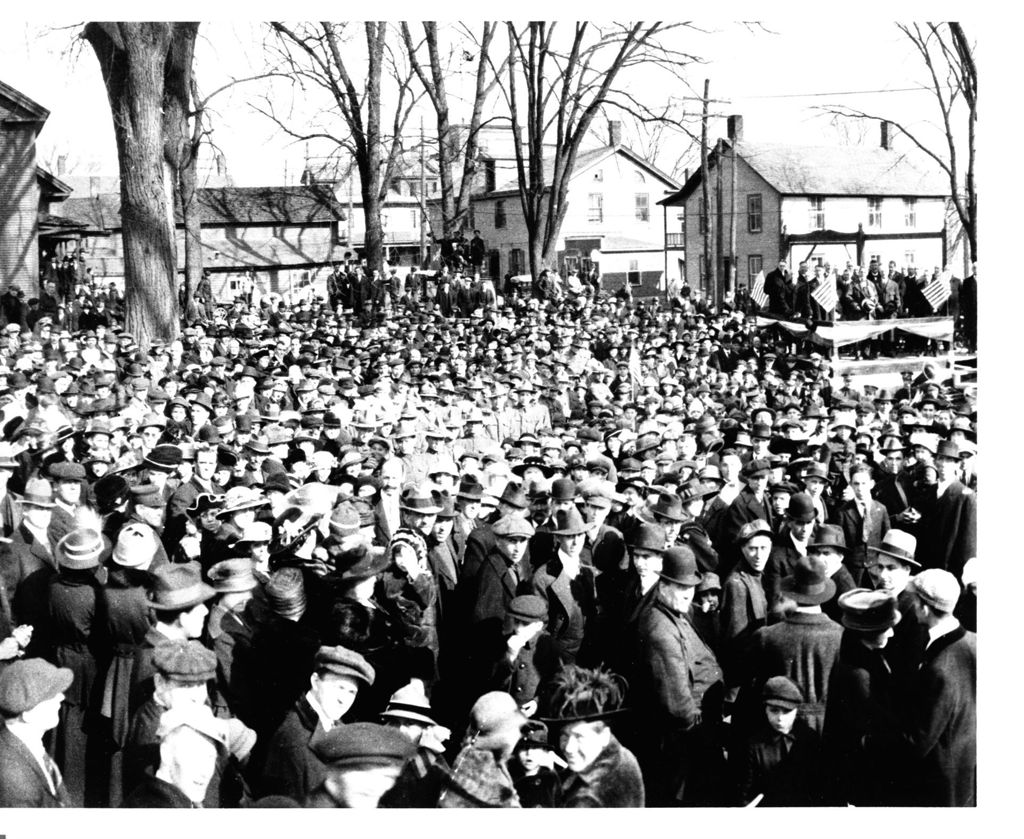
[725,86,947,101]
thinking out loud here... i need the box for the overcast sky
[0,16,969,187]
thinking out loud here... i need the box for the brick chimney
[880,120,893,150]
[727,114,744,143]
[608,120,622,147]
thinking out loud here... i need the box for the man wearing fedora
[901,569,976,807]
[739,556,843,737]
[822,588,908,806]
[764,492,815,613]
[129,562,216,716]
[634,545,725,806]
[526,508,599,665]
[867,529,928,686]
[0,658,73,807]
[806,525,858,624]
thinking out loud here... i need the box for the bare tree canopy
[496,22,701,280]
[817,22,976,264]
[261,22,423,274]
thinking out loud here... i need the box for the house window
[509,248,523,275]
[868,198,883,228]
[699,255,707,282]
[635,193,649,222]
[904,250,915,267]
[587,193,604,224]
[495,200,506,229]
[468,206,475,229]
[904,198,917,228]
[747,194,763,233]
[699,198,708,235]
[748,254,763,281]
[809,197,825,230]
[628,259,641,286]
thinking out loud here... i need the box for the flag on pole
[922,269,952,312]
[628,343,642,401]
[750,270,768,309]
[811,274,838,313]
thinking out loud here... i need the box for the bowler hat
[659,545,702,586]
[550,477,576,502]
[468,691,528,750]
[780,556,836,605]
[787,492,817,523]
[625,522,666,553]
[837,588,902,632]
[869,529,921,568]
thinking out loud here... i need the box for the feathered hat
[538,665,629,725]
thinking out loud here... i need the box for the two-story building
[660,116,951,299]
[452,123,681,297]
[64,185,348,303]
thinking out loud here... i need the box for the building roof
[488,145,680,197]
[661,138,949,206]
[63,185,347,230]
[0,79,49,123]
[36,167,73,199]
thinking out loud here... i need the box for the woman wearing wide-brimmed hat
[47,526,107,806]
[538,664,644,807]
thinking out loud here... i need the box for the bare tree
[817,23,976,263]
[83,22,186,346]
[261,22,422,274]
[496,22,700,280]
[399,22,509,240]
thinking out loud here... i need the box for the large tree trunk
[84,22,180,348]
[161,24,201,324]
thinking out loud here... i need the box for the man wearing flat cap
[719,458,774,577]
[0,658,73,807]
[259,644,375,801]
[306,721,416,807]
[901,569,976,806]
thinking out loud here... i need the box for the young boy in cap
[0,658,73,807]
[486,594,562,717]
[510,720,562,808]
[735,675,823,806]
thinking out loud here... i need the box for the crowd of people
[0,267,977,809]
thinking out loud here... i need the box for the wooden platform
[833,353,977,388]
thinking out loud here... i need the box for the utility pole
[420,115,427,269]
[729,133,737,301]
[700,79,714,304]
[715,139,724,310]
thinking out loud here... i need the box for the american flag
[922,269,952,312]
[750,270,768,309]
[811,274,838,313]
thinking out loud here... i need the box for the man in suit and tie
[373,458,405,549]
[0,658,73,807]
[914,440,976,580]
[831,464,890,587]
